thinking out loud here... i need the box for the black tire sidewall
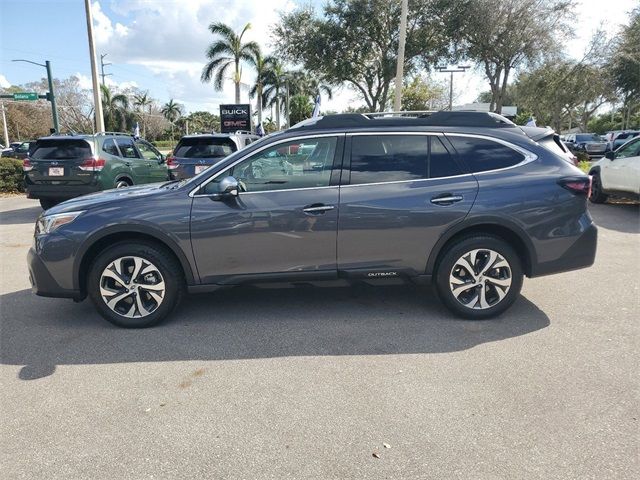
[87,242,184,328]
[589,174,607,203]
[435,236,523,320]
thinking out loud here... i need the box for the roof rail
[291,111,517,130]
[94,131,134,137]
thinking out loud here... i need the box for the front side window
[115,138,140,159]
[616,138,640,159]
[448,136,525,173]
[205,136,338,193]
[135,140,161,160]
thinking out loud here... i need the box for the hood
[46,182,170,214]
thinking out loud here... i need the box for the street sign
[13,92,38,101]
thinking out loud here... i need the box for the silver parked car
[564,133,608,158]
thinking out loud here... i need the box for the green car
[24,133,169,209]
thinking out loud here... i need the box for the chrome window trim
[340,173,475,188]
[346,131,444,136]
[444,132,538,175]
[189,133,343,197]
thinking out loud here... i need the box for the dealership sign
[220,104,251,133]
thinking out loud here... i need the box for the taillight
[79,157,105,172]
[166,156,179,170]
[23,158,33,172]
[559,176,591,196]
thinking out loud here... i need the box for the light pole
[84,0,105,132]
[436,65,470,111]
[11,59,59,133]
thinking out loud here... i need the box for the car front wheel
[435,235,523,319]
[589,173,608,203]
[87,242,184,328]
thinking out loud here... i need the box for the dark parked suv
[27,112,597,327]
[25,133,168,209]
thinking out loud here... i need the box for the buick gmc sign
[220,104,251,133]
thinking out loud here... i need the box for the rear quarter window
[447,136,525,173]
[31,139,92,160]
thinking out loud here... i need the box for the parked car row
[589,135,640,203]
[2,140,34,159]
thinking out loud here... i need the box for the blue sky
[1,0,637,115]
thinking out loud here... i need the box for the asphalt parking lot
[0,195,638,479]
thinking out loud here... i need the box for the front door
[135,139,168,182]
[116,137,148,183]
[190,135,343,284]
[337,133,479,276]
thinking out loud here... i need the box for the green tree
[457,0,573,113]
[201,22,260,104]
[262,59,289,129]
[100,84,129,132]
[183,111,220,133]
[273,0,456,112]
[289,94,314,125]
[608,8,639,129]
[390,76,448,111]
[249,50,276,126]
[161,99,183,139]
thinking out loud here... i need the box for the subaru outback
[27,112,597,328]
[24,133,168,209]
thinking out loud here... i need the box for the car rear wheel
[435,235,523,319]
[589,173,608,203]
[87,242,185,328]
[115,179,132,189]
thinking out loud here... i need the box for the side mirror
[605,151,615,161]
[217,176,240,198]
[158,154,165,164]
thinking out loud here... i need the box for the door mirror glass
[605,151,615,160]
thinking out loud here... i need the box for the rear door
[337,133,478,277]
[27,138,94,186]
[115,137,148,183]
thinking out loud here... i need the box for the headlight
[35,211,85,235]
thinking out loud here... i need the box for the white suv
[589,137,640,203]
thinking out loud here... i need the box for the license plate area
[195,165,207,174]
[48,167,64,176]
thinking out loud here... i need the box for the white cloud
[0,74,11,89]
[75,72,138,92]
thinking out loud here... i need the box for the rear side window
[448,136,525,173]
[350,135,428,184]
[102,138,120,156]
[115,138,139,159]
[430,137,463,178]
[31,139,92,160]
[175,137,237,158]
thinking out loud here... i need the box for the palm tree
[249,50,276,126]
[161,99,183,139]
[100,84,129,132]
[201,22,260,104]
[262,59,289,130]
[133,91,153,137]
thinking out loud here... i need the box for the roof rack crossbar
[94,131,134,137]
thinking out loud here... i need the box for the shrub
[151,140,177,149]
[0,158,25,193]
[578,160,591,173]
[575,151,590,163]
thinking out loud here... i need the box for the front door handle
[431,194,464,205]
[303,204,335,215]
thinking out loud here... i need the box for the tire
[87,242,185,328]
[39,199,58,210]
[115,178,132,189]
[435,235,523,320]
[589,173,608,204]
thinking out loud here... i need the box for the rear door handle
[431,194,464,205]
[303,204,335,215]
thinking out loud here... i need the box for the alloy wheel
[99,256,165,318]
[449,249,512,310]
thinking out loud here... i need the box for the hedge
[151,140,177,149]
[0,158,25,193]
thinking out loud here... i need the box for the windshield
[576,134,603,142]
[174,137,236,158]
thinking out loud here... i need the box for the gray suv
[27,112,597,328]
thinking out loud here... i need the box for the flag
[133,122,140,138]
[312,94,321,118]
[256,123,265,136]
[525,117,537,127]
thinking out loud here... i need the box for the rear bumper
[27,247,80,299]
[26,183,101,200]
[530,223,598,277]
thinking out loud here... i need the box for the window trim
[444,133,537,175]
[102,138,122,157]
[189,133,344,197]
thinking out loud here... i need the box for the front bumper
[530,223,598,277]
[27,246,80,299]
